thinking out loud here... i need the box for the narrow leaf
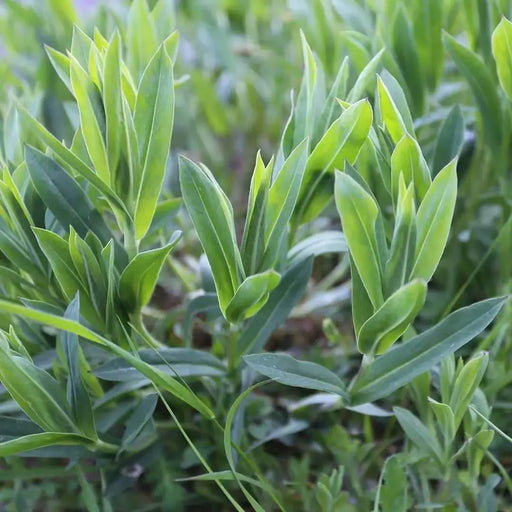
[118,231,181,312]
[357,279,427,355]
[350,297,506,405]
[411,160,457,281]
[244,353,347,397]
[335,171,384,308]
[133,45,174,238]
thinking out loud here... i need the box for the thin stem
[156,390,246,512]
[131,310,163,349]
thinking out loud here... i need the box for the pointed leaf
[492,17,512,101]
[295,100,372,224]
[394,407,443,463]
[391,135,431,204]
[70,56,109,183]
[444,32,502,150]
[103,33,123,177]
[0,300,214,418]
[121,394,158,448]
[225,270,280,323]
[431,105,465,175]
[350,297,506,405]
[179,157,243,314]
[411,160,457,281]
[263,139,309,268]
[60,295,97,439]
[133,45,174,238]
[25,147,118,248]
[358,279,427,355]
[119,231,181,312]
[335,171,384,308]
[0,345,76,432]
[0,433,91,457]
[244,353,347,397]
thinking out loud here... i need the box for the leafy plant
[0,1,510,511]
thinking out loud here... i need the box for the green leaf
[393,407,443,464]
[133,45,174,239]
[335,171,384,308]
[377,76,411,144]
[449,352,489,428]
[16,104,128,218]
[347,48,386,103]
[378,71,415,135]
[60,295,97,439]
[179,157,244,315]
[287,231,347,266]
[93,348,226,381]
[314,57,349,142]
[467,429,494,478]
[33,228,102,327]
[294,99,373,225]
[0,300,214,418]
[248,419,309,451]
[469,405,512,445]
[384,181,416,294]
[237,257,313,356]
[444,32,502,150]
[0,416,42,438]
[0,344,76,433]
[431,105,465,176]
[350,254,375,337]
[411,160,457,281]
[390,135,431,205]
[0,433,91,457]
[357,279,427,355]
[262,139,309,268]
[492,17,512,101]
[0,222,45,281]
[25,147,118,250]
[45,46,72,93]
[176,470,266,490]
[293,30,318,146]
[241,153,272,274]
[77,467,100,512]
[103,32,123,179]
[183,294,221,344]
[68,229,106,316]
[428,398,456,449]
[350,297,506,405]
[71,25,93,69]
[121,394,158,449]
[225,270,280,323]
[392,6,424,115]
[224,382,271,512]
[69,55,109,183]
[413,0,443,90]
[244,353,347,397]
[377,455,408,512]
[118,231,181,312]
[126,0,158,80]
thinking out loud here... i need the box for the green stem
[131,310,163,349]
[226,323,240,375]
[93,439,119,453]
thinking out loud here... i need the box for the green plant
[0,1,510,511]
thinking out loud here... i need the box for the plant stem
[131,310,163,349]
